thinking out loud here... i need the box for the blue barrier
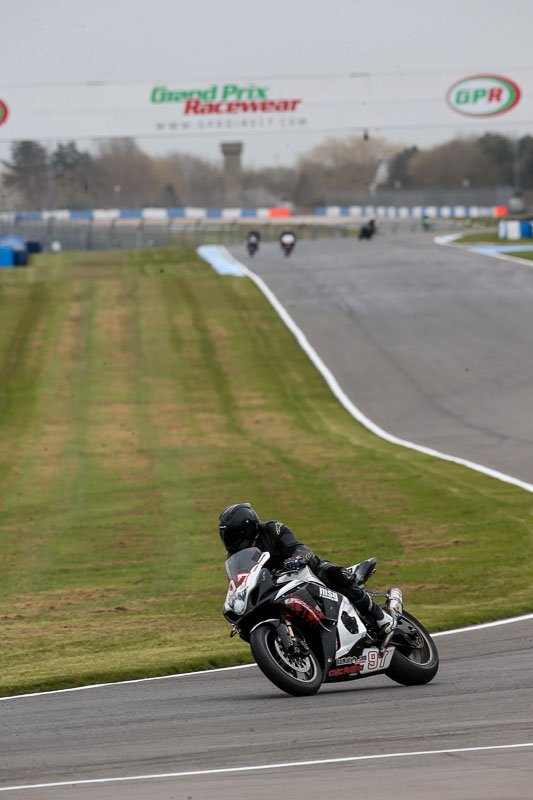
[119,209,143,219]
[0,235,28,265]
[0,245,14,267]
[70,210,93,219]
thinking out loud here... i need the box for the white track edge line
[2,612,532,701]
[430,612,533,637]
[434,233,533,271]
[1,743,532,792]
[0,664,255,701]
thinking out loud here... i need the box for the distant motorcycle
[223,547,439,697]
[246,239,259,257]
[246,231,260,257]
[280,230,296,257]
[359,219,376,240]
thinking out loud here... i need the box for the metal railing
[0,217,467,253]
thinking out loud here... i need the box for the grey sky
[2,0,533,166]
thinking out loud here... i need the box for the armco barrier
[0,205,503,223]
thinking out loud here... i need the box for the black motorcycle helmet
[219,503,260,553]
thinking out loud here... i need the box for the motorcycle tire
[385,611,439,686]
[250,623,323,696]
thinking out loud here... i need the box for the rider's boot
[349,589,394,641]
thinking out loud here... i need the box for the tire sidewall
[250,623,323,696]
[386,611,439,686]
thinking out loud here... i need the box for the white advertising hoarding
[0,72,532,142]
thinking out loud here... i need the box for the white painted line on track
[434,233,533,270]
[0,664,255,701]
[2,613,532,701]
[199,246,533,496]
[431,612,533,637]
[1,743,532,792]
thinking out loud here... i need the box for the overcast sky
[2,0,533,166]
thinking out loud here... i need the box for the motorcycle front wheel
[250,623,323,696]
[386,611,439,685]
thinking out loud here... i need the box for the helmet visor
[222,526,255,553]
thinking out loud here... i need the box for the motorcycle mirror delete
[223,548,439,697]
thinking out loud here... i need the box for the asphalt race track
[2,231,533,798]
[230,232,533,485]
[1,620,532,798]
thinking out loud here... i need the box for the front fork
[243,616,308,654]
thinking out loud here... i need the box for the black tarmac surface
[231,233,533,485]
[1,621,532,798]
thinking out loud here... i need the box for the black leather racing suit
[249,520,385,623]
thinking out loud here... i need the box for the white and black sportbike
[223,548,439,696]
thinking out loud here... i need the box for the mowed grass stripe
[0,247,532,696]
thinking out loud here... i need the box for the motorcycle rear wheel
[385,611,439,686]
[250,623,323,696]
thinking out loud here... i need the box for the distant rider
[246,229,261,256]
[279,228,296,248]
[219,503,394,641]
[359,219,376,240]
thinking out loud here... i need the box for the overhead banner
[0,72,532,142]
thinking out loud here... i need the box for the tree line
[1,133,532,210]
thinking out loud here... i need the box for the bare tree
[154,152,223,207]
[293,135,398,205]
[90,139,163,207]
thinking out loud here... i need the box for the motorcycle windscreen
[224,546,263,582]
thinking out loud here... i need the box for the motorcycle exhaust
[386,587,403,621]
[380,587,403,653]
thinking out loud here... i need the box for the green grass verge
[456,231,532,245]
[453,231,533,260]
[504,251,533,261]
[1,248,532,696]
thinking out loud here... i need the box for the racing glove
[282,555,308,571]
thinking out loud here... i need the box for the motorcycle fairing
[223,548,397,684]
[223,548,273,624]
[274,581,339,672]
[326,646,394,682]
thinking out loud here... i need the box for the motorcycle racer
[246,229,261,245]
[279,228,296,250]
[359,219,376,240]
[219,502,394,640]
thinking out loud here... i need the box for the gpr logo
[447,75,521,117]
[0,99,8,126]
